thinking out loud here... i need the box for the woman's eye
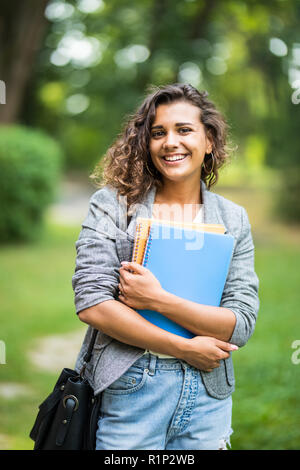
[151,128,192,138]
[179,127,192,133]
[151,131,165,138]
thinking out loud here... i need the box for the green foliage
[5,0,300,219]
[0,126,63,243]
[276,168,300,222]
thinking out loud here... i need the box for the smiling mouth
[162,154,189,162]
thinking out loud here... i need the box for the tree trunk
[0,0,49,124]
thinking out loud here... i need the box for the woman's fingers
[118,280,126,297]
[215,339,238,352]
[121,261,148,274]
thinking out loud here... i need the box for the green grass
[231,244,300,450]
[0,218,299,450]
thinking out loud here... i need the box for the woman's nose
[162,131,179,149]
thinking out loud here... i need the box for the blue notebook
[137,221,235,339]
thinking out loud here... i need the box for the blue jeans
[96,353,233,450]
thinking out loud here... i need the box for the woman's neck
[153,180,202,223]
[155,180,202,206]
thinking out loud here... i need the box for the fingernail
[121,261,129,265]
[231,345,238,350]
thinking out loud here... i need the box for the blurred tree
[0,125,63,243]
[0,0,50,123]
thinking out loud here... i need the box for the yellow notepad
[132,217,225,264]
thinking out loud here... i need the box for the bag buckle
[62,394,79,411]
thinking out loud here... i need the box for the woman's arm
[78,299,238,372]
[119,206,259,346]
[219,208,259,347]
[152,291,236,342]
[119,262,236,342]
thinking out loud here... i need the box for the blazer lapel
[201,181,229,233]
[126,186,156,240]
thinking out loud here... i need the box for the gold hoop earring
[203,151,215,174]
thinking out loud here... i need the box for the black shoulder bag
[29,328,101,450]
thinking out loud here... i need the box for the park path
[27,328,87,374]
[47,172,96,225]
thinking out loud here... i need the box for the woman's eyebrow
[151,122,195,130]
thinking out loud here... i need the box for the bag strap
[80,328,98,378]
[83,328,98,364]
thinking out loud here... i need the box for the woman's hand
[118,261,164,310]
[179,336,238,372]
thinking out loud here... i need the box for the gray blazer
[72,180,259,400]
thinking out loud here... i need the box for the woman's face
[149,100,212,185]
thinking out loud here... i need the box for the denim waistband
[133,353,192,375]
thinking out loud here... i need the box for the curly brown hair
[91,83,231,208]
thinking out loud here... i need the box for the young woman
[72,83,259,450]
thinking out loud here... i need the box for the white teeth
[164,154,187,162]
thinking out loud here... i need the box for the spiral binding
[142,227,153,267]
[132,222,142,263]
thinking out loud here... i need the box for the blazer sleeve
[220,207,259,347]
[71,189,123,315]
